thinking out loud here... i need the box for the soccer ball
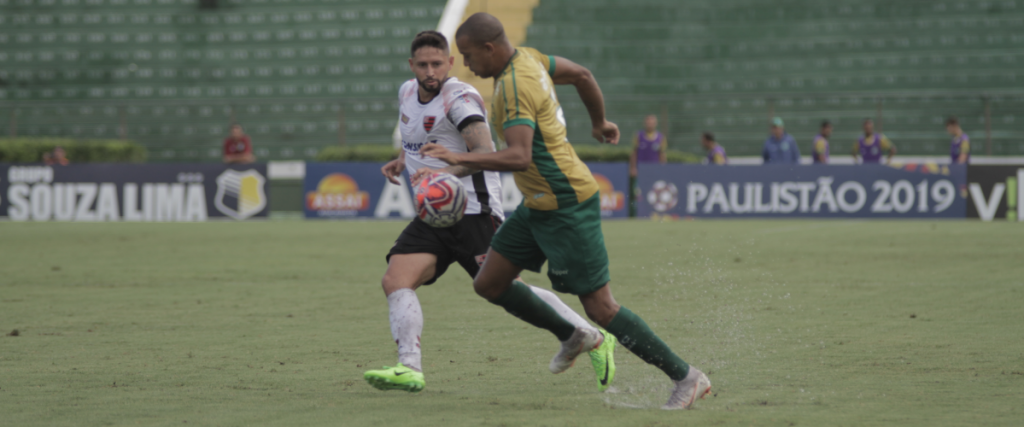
[415,172,467,228]
[646,180,678,212]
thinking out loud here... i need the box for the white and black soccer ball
[415,172,467,228]
[646,180,678,213]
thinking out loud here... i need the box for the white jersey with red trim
[398,77,504,219]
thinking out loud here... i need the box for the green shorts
[490,192,610,295]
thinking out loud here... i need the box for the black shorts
[386,214,503,285]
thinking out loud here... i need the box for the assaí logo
[593,173,624,215]
[306,173,370,216]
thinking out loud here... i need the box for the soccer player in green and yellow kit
[421,13,710,410]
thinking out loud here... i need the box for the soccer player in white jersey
[363,31,616,393]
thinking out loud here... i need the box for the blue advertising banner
[638,164,967,218]
[584,162,629,218]
[1,163,269,221]
[304,162,630,219]
[304,163,414,219]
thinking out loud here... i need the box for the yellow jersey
[490,47,599,211]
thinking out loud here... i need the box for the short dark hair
[410,30,448,56]
[945,116,959,126]
[863,118,873,125]
[455,12,506,46]
[702,132,715,142]
[230,123,242,130]
[821,120,831,128]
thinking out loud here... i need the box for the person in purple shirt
[762,117,800,164]
[629,115,667,217]
[945,116,970,164]
[852,118,896,164]
[629,114,667,178]
[701,132,727,165]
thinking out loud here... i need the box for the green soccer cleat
[363,363,425,393]
[588,329,617,392]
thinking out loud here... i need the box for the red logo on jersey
[423,116,436,132]
[475,254,487,267]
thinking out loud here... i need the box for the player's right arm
[549,56,619,145]
[381,149,406,185]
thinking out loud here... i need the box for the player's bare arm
[381,150,407,185]
[551,56,619,145]
[420,124,532,172]
[410,120,496,184]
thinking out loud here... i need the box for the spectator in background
[701,132,727,165]
[223,124,255,164]
[812,121,831,164]
[762,117,800,164]
[629,114,667,177]
[852,118,895,164]
[629,114,667,217]
[946,116,970,164]
[52,146,69,165]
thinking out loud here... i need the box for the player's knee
[472,276,509,301]
[583,305,616,328]
[581,295,620,327]
[381,273,414,295]
[472,278,495,300]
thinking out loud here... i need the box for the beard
[417,76,444,94]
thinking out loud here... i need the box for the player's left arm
[957,139,970,164]
[421,125,531,172]
[659,136,668,164]
[410,119,496,183]
[883,136,897,164]
[549,56,619,145]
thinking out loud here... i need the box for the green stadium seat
[523,0,1024,156]
[0,0,444,161]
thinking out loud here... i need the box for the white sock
[528,285,596,331]
[387,289,423,372]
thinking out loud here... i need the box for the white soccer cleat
[662,366,711,410]
[549,327,604,374]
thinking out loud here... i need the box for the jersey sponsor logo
[401,113,410,124]
[423,116,436,132]
[402,139,437,154]
[305,173,370,213]
[214,169,267,220]
[550,268,569,276]
[474,253,487,267]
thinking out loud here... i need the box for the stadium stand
[524,0,1024,156]
[0,0,447,161]
[2,0,1021,160]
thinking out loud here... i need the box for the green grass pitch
[1,220,1022,426]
